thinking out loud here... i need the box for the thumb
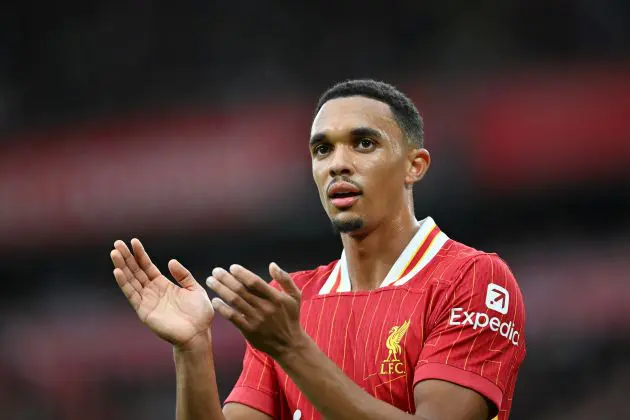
[269,262,300,300]
[168,259,201,291]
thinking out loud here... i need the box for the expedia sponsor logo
[485,283,509,314]
[449,308,520,346]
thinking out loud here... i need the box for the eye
[313,143,331,156]
[356,138,376,151]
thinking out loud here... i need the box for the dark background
[0,1,629,419]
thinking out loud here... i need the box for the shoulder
[269,261,338,298]
[423,239,524,315]
[426,240,525,328]
[432,239,519,289]
[452,252,522,312]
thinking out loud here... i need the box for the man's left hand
[206,262,305,359]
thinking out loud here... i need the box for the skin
[309,96,430,291]
[111,95,492,420]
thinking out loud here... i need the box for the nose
[328,146,354,177]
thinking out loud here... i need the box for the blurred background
[1,1,629,419]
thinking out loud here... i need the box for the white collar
[318,217,449,294]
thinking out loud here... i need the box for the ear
[405,148,430,186]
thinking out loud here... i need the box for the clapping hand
[110,239,214,348]
[206,263,306,359]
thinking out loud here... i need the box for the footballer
[111,79,525,420]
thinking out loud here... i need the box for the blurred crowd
[0,1,629,419]
[1,0,629,131]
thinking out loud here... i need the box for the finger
[130,238,162,280]
[211,297,252,331]
[114,240,151,286]
[229,264,282,304]
[110,249,143,295]
[113,268,141,311]
[269,262,301,301]
[207,270,258,319]
[168,259,202,291]
[216,266,270,307]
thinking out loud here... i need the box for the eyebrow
[309,126,384,146]
[309,132,327,146]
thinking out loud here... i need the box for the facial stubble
[331,216,365,234]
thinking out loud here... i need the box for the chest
[276,288,430,416]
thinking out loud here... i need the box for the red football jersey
[225,217,526,420]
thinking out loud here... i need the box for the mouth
[327,182,362,209]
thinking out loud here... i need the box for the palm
[138,275,213,345]
[111,239,214,346]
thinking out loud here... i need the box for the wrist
[174,329,212,354]
[276,330,312,368]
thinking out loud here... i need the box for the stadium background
[1,1,629,419]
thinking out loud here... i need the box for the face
[310,96,429,235]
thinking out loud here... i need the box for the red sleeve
[224,341,278,417]
[414,254,526,412]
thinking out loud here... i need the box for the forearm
[277,335,422,420]
[174,331,225,420]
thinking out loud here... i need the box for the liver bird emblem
[384,320,411,362]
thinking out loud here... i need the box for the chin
[331,214,365,234]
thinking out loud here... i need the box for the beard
[331,216,365,234]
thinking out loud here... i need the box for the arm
[109,239,270,420]
[276,332,489,420]
[208,263,499,420]
[412,255,526,420]
[174,334,272,420]
[174,333,225,420]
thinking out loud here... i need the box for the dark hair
[314,79,424,148]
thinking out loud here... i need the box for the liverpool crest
[380,320,410,375]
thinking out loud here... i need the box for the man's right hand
[110,238,214,348]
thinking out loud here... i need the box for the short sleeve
[414,254,526,412]
[224,341,279,417]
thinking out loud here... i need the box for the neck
[340,211,421,291]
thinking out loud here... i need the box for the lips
[327,181,362,209]
[327,181,361,197]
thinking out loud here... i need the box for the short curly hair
[314,79,424,148]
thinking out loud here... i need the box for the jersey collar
[318,217,449,294]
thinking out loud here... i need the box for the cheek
[365,161,402,186]
[312,166,327,196]
[367,167,405,204]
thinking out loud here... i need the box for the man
[111,79,525,420]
